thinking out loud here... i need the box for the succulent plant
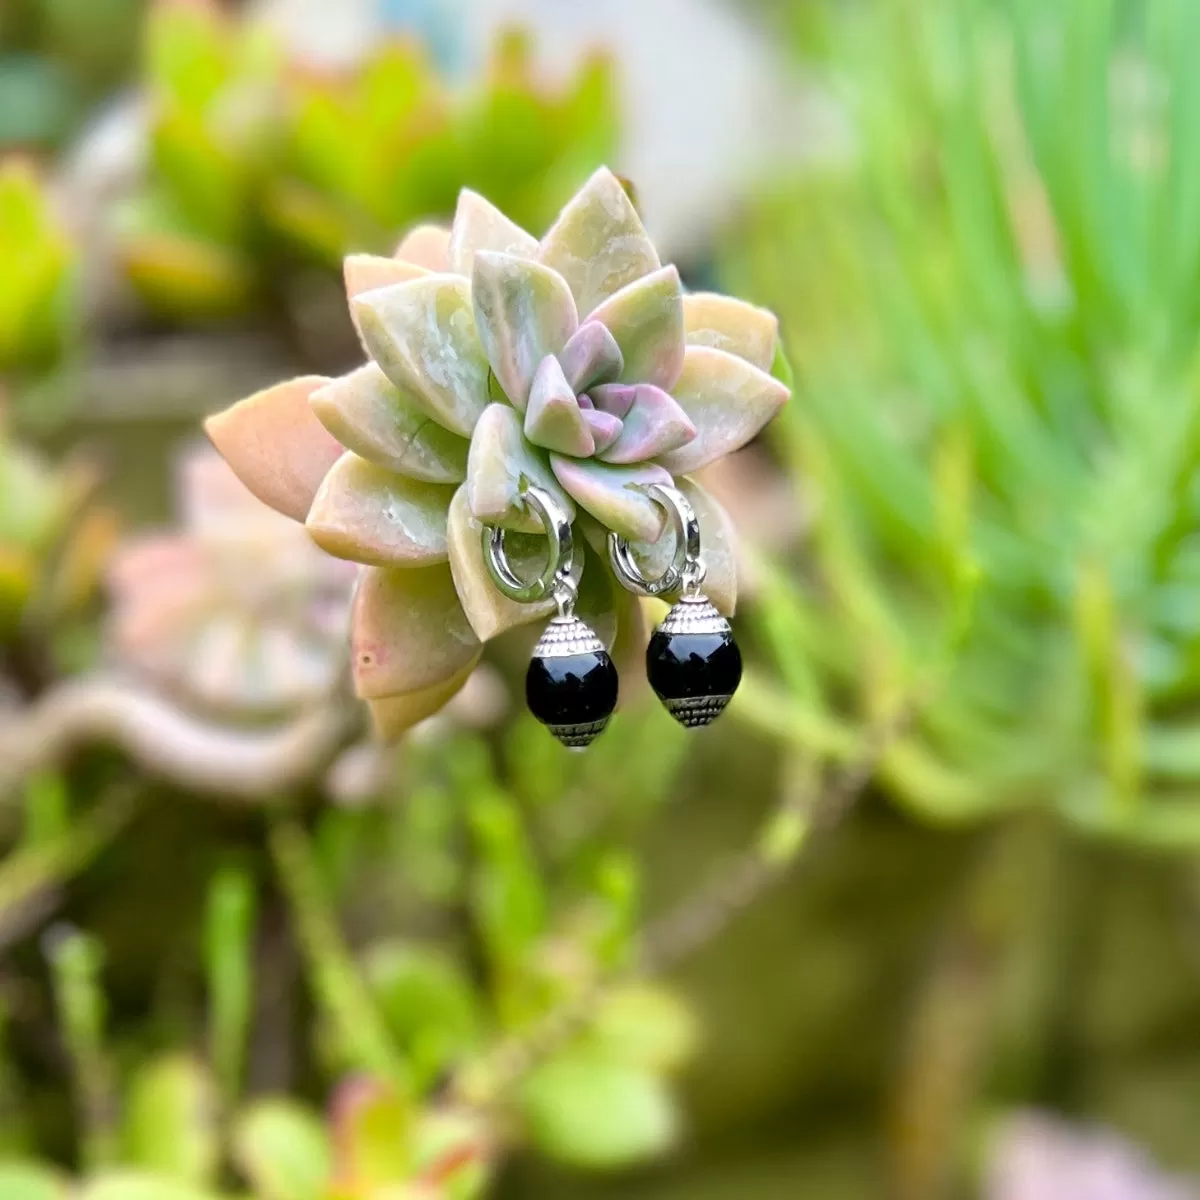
[106,445,356,717]
[205,167,790,737]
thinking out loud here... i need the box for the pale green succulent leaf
[344,255,429,301]
[395,224,451,271]
[683,293,780,373]
[539,167,661,318]
[351,563,481,699]
[549,457,671,542]
[307,453,455,567]
[204,377,343,523]
[311,365,469,484]
[657,347,790,475]
[121,1054,219,1186]
[524,356,595,457]
[596,384,696,465]
[231,1099,331,1200]
[367,658,480,741]
[472,252,578,410]
[353,276,490,438]
[589,265,685,390]
[558,321,624,393]
[519,1052,678,1169]
[447,190,538,276]
[464,404,575,533]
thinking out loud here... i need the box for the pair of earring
[482,483,743,747]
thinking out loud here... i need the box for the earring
[608,483,742,728]
[483,485,617,747]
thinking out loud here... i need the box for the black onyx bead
[526,651,618,747]
[646,629,743,728]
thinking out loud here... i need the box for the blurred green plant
[0,158,75,375]
[120,0,618,320]
[723,0,1200,849]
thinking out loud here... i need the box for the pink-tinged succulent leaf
[472,252,578,410]
[396,224,452,271]
[447,486,565,641]
[204,376,343,522]
[683,293,779,373]
[465,404,575,533]
[352,563,481,699]
[549,456,671,542]
[657,347,789,475]
[589,266,685,391]
[524,356,595,457]
[353,276,490,438]
[558,321,624,393]
[369,657,482,740]
[539,168,661,318]
[609,590,650,707]
[306,453,455,566]
[447,190,538,276]
[581,409,623,454]
[587,383,637,419]
[597,384,696,465]
[311,365,468,484]
[620,476,738,615]
[344,255,429,300]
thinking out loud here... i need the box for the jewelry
[483,485,617,747]
[608,483,742,727]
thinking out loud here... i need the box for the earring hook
[481,485,577,607]
[607,483,705,598]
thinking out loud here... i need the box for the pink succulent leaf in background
[204,167,790,738]
[107,447,357,718]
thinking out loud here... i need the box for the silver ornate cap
[533,614,606,659]
[656,594,730,636]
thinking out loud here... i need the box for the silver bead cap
[662,694,733,728]
[547,716,612,748]
[656,594,730,637]
[533,614,607,659]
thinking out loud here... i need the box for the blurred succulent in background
[723,0,1200,846]
[986,1111,1199,1200]
[114,0,618,321]
[206,167,790,736]
[107,446,355,718]
[0,157,75,375]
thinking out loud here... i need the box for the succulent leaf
[353,276,491,438]
[465,405,575,533]
[447,190,538,276]
[395,224,451,271]
[306,453,456,567]
[580,408,624,454]
[311,365,469,484]
[524,356,595,457]
[557,321,623,395]
[204,377,343,522]
[344,255,430,300]
[657,347,789,475]
[539,168,660,318]
[682,293,779,373]
[589,266,686,390]
[368,658,481,740]
[549,457,672,542]
[596,385,695,466]
[471,252,578,410]
[351,563,481,699]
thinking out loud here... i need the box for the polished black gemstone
[526,651,619,731]
[647,630,742,725]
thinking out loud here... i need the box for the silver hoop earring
[482,485,617,747]
[607,483,742,728]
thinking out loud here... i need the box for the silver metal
[482,485,576,607]
[606,483,704,597]
[662,694,734,728]
[657,594,731,636]
[532,614,606,659]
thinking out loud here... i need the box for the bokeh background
[4,0,1200,1197]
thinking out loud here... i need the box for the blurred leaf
[121,1055,219,1186]
[205,865,256,1108]
[583,986,699,1075]
[519,1052,678,1169]
[79,1171,224,1200]
[330,1080,413,1189]
[231,1099,330,1200]
[0,1162,70,1200]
